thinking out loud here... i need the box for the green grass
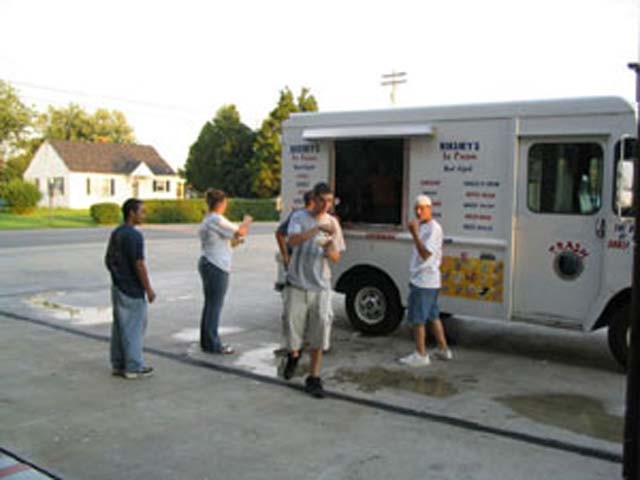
[0,208,97,229]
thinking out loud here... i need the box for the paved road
[0,223,278,249]
[0,225,626,479]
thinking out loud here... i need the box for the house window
[49,177,64,196]
[35,178,40,191]
[101,178,111,197]
[110,179,116,196]
[86,178,91,195]
[166,180,171,192]
[153,180,167,192]
[527,143,603,215]
[334,139,405,225]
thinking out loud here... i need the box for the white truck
[280,97,637,368]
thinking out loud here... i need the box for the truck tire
[345,272,403,335]
[607,302,631,370]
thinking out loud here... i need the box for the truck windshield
[613,139,637,217]
[334,139,404,225]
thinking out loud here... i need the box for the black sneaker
[283,353,299,380]
[304,376,325,399]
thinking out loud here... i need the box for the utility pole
[623,61,640,480]
[381,71,407,105]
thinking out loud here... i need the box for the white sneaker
[399,351,431,367]
[433,349,453,361]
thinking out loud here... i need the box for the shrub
[0,179,42,214]
[143,199,206,223]
[226,198,279,222]
[140,198,278,223]
[90,202,120,224]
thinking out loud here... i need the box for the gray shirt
[287,210,345,292]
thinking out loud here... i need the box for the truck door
[514,138,606,325]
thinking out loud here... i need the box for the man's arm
[135,260,156,303]
[288,224,322,247]
[408,220,431,261]
[323,244,341,264]
[323,216,344,264]
[275,230,290,267]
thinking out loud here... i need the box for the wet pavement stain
[496,393,623,443]
[330,367,458,397]
[26,294,111,325]
[234,345,281,376]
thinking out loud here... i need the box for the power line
[3,77,211,116]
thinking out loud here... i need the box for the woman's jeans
[110,285,148,372]
[198,256,230,352]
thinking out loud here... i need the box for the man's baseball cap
[415,194,432,206]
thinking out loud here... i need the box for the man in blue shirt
[105,198,156,379]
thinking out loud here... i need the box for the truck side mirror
[615,136,636,216]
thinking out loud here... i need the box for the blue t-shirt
[105,224,145,298]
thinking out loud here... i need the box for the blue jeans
[110,285,148,372]
[198,256,230,352]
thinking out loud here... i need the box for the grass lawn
[0,208,97,229]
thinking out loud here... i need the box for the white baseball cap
[415,194,432,206]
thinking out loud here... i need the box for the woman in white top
[198,189,250,354]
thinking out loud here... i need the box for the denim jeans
[110,285,148,372]
[407,284,440,326]
[198,256,230,352]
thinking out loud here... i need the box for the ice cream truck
[280,97,637,368]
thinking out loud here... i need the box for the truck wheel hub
[354,287,386,324]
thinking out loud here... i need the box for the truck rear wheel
[607,303,630,370]
[345,272,403,335]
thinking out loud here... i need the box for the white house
[23,140,185,209]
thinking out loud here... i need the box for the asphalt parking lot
[0,224,626,479]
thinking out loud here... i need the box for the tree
[0,104,138,182]
[0,84,137,183]
[0,81,34,179]
[184,105,255,196]
[250,87,318,198]
[36,104,136,144]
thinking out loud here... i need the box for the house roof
[48,140,176,176]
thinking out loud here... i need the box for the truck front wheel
[607,302,630,370]
[345,273,403,335]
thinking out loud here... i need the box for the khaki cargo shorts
[283,285,331,351]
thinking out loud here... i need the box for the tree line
[184,87,317,198]
[0,80,318,199]
[0,80,136,184]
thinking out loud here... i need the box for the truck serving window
[527,143,603,215]
[334,139,404,225]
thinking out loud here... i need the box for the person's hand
[323,241,336,256]
[283,254,290,268]
[408,219,420,236]
[318,221,335,235]
[147,288,156,303]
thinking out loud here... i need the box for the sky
[1,0,638,170]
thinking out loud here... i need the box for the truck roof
[285,96,633,128]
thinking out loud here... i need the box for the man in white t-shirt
[399,194,453,367]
